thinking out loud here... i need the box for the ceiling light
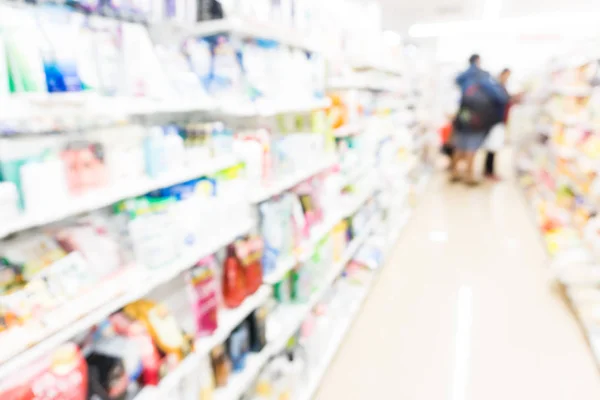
[409,12,600,38]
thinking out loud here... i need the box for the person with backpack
[450,55,509,185]
[456,54,485,93]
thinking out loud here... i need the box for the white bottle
[164,126,186,172]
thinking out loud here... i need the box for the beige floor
[316,166,600,399]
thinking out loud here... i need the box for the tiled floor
[316,165,600,399]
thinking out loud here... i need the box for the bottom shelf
[296,282,371,400]
[295,208,411,400]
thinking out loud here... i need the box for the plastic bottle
[222,244,246,308]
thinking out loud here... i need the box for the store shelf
[384,208,412,255]
[296,280,372,400]
[350,60,404,76]
[294,212,399,400]
[195,286,272,355]
[206,214,379,400]
[250,156,338,203]
[274,213,379,348]
[0,217,254,381]
[339,164,374,188]
[214,350,273,400]
[263,254,298,285]
[333,122,365,137]
[327,79,401,92]
[178,17,323,53]
[219,98,331,117]
[0,155,239,238]
[264,187,378,285]
[153,286,271,397]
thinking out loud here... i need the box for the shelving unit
[516,58,600,374]
[250,157,338,204]
[0,217,255,380]
[0,155,240,238]
[0,2,421,399]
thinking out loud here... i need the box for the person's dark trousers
[484,151,495,176]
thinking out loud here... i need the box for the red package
[236,237,263,296]
[222,244,246,308]
[0,343,88,400]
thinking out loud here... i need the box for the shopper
[456,54,487,93]
[451,57,509,185]
[483,68,515,181]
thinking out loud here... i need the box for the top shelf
[156,18,402,75]
[183,18,322,53]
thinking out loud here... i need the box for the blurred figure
[456,54,486,93]
[483,68,517,181]
[451,55,509,185]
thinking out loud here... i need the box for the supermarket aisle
[317,165,600,399]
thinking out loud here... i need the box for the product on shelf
[186,255,220,337]
[247,306,267,352]
[210,343,231,388]
[123,300,193,361]
[227,320,250,372]
[516,58,600,371]
[0,343,88,399]
[223,243,247,309]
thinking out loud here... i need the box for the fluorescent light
[409,12,600,38]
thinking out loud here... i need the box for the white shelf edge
[0,155,239,238]
[183,17,323,53]
[327,80,401,93]
[297,279,373,400]
[0,218,254,381]
[333,122,364,137]
[250,157,338,203]
[263,254,297,285]
[296,205,409,400]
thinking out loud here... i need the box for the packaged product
[86,351,129,400]
[61,141,108,194]
[185,256,219,337]
[247,306,267,352]
[289,263,307,303]
[234,236,264,296]
[0,232,66,280]
[108,312,161,386]
[227,321,250,372]
[3,7,47,94]
[0,343,88,400]
[222,244,247,308]
[37,7,83,93]
[210,344,231,387]
[273,273,291,303]
[259,200,283,276]
[123,299,192,361]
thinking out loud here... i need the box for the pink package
[185,256,219,337]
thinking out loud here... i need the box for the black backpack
[454,83,499,133]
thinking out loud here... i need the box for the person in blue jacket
[451,54,509,185]
[456,54,485,93]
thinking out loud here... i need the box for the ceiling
[379,0,597,34]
